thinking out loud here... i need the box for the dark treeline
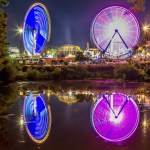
[0,62,149,83]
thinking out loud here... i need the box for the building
[146,41,150,58]
[57,44,83,58]
[83,42,100,59]
[43,47,58,58]
[8,47,20,58]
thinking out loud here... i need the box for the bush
[61,66,90,79]
[0,63,17,83]
[16,71,27,81]
[114,63,148,81]
[52,67,61,80]
[26,68,41,81]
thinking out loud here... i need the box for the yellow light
[142,24,150,32]
[18,28,23,33]
[68,90,72,97]
[143,120,147,127]
[20,116,24,126]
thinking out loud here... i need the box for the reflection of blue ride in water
[23,92,51,144]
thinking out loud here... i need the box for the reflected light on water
[23,92,52,144]
[68,90,72,97]
[143,120,147,127]
[110,112,124,124]
[142,114,150,136]
[20,116,24,126]
[18,115,25,143]
[92,93,139,142]
[18,115,24,129]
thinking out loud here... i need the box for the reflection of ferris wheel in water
[91,6,140,59]
[23,3,51,56]
[91,93,139,142]
[23,92,52,144]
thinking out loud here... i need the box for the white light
[142,24,150,32]
[110,113,123,124]
[68,90,72,97]
[18,28,23,33]
[143,120,147,127]
[106,19,127,41]
[20,117,24,126]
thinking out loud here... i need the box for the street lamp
[18,28,23,34]
[142,24,150,59]
[142,24,150,33]
[17,27,23,57]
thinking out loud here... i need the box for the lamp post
[17,27,23,57]
[18,28,23,34]
[142,24,150,59]
[142,24,150,33]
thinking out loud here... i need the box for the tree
[0,10,8,57]
[42,46,58,57]
[0,0,11,83]
[75,51,89,61]
[0,0,8,58]
[127,0,145,12]
[0,0,8,6]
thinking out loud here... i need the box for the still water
[0,80,150,150]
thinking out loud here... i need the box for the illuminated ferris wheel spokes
[91,93,139,142]
[102,29,130,56]
[103,94,129,119]
[91,6,140,59]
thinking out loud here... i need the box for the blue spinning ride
[23,3,51,56]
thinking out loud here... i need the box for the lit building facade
[57,44,83,58]
[8,47,20,58]
[146,41,150,58]
[83,42,100,59]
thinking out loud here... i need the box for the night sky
[3,0,150,49]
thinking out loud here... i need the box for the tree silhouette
[127,0,145,12]
[0,0,8,58]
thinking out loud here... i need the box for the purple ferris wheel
[91,93,139,142]
[91,6,140,59]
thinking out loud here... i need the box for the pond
[0,80,150,150]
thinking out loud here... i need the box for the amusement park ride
[21,3,140,143]
[23,3,51,56]
[91,6,140,59]
[23,92,51,144]
[91,93,139,142]
[22,5,140,60]
[90,6,140,142]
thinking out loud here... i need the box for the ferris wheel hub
[115,29,118,32]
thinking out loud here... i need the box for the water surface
[0,80,150,150]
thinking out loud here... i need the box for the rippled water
[0,80,150,150]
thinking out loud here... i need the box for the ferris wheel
[91,6,140,59]
[23,92,51,144]
[23,3,51,56]
[91,93,139,142]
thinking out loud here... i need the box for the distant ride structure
[91,6,140,59]
[23,3,51,56]
[91,93,139,142]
